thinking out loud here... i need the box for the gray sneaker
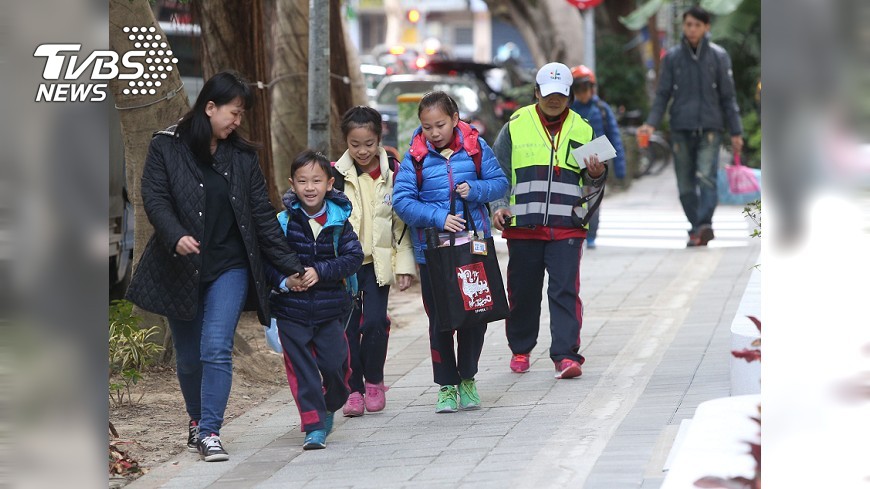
[187,420,199,453]
[198,434,229,462]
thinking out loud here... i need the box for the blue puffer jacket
[571,95,626,179]
[392,122,510,264]
[264,189,363,323]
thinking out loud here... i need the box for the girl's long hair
[175,70,260,164]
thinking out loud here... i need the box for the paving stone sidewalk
[127,171,759,489]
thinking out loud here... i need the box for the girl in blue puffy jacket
[264,150,363,449]
[392,91,509,413]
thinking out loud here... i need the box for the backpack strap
[387,155,400,184]
[331,223,342,257]
[277,210,290,235]
[413,144,483,190]
[471,149,482,179]
[330,161,347,192]
[332,222,360,297]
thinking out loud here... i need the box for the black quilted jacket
[126,127,305,325]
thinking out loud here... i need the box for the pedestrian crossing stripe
[597,208,750,249]
[492,209,752,250]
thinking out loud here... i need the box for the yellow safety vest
[507,105,594,228]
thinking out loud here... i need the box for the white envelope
[571,135,617,168]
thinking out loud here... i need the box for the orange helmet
[570,65,596,85]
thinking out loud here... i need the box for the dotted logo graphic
[121,26,178,96]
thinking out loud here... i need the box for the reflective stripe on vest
[507,105,594,227]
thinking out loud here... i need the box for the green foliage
[596,34,649,113]
[712,0,760,109]
[700,0,744,15]
[619,0,668,31]
[109,300,164,407]
[743,199,760,239]
[741,110,761,168]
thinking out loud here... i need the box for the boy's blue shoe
[303,429,327,450]
[323,411,334,435]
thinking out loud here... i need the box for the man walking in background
[639,5,743,247]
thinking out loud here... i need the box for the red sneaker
[510,353,530,373]
[554,359,582,379]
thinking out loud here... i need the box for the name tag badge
[471,239,488,256]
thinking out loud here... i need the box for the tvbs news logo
[34,26,178,102]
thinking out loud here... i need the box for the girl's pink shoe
[343,392,365,417]
[364,382,388,412]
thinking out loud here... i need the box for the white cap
[535,62,572,97]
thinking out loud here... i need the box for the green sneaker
[458,378,481,410]
[435,385,458,413]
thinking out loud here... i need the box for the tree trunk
[483,0,586,67]
[329,0,367,155]
[193,0,282,209]
[383,0,402,47]
[270,0,310,195]
[600,0,637,38]
[269,0,367,195]
[108,0,191,358]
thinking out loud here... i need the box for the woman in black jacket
[126,71,304,462]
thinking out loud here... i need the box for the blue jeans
[168,267,248,437]
[671,130,722,235]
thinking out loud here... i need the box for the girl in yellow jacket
[332,106,416,417]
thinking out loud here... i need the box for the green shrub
[741,110,762,168]
[595,33,649,113]
[109,300,164,407]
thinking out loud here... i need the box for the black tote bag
[423,196,510,333]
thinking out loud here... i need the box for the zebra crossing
[593,207,753,249]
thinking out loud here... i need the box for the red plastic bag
[726,154,760,195]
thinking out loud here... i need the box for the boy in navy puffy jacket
[265,150,363,449]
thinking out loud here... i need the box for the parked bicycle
[618,109,671,178]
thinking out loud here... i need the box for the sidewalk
[127,170,759,489]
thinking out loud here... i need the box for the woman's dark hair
[683,6,711,24]
[417,91,459,119]
[176,70,260,164]
[290,149,332,179]
[341,106,383,140]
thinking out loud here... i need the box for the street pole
[583,7,596,74]
[308,0,330,153]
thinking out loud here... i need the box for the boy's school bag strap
[277,210,290,235]
[332,222,360,297]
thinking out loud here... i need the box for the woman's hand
[397,274,413,291]
[285,273,306,292]
[455,182,471,199]
[175,236,201,255]
[443,214,466,233]
[584,154,605,179]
